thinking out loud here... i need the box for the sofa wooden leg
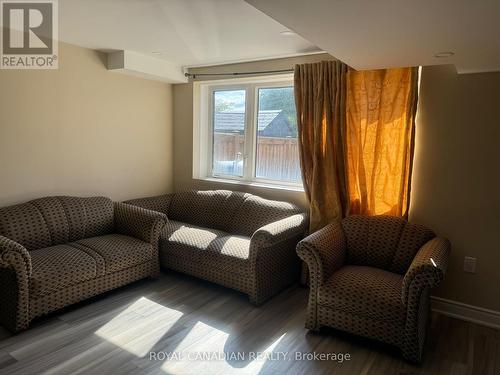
[249,295,264,306]
[304,312,320,331]
[305,321,320,332]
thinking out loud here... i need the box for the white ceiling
[245,0,500,74]
[59,0,321,68]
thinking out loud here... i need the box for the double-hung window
[194,75,302,190]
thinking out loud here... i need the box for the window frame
[196,74,303,191]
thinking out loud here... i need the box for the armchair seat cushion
[30,245,99,296]
[74,234,154,274]
[161,221,251,273]
[318,265,404,322]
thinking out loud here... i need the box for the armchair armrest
[0,235,32,277]
[251,213,308,248]
[402,237,451,305]
[296,221,346,287]
[114,202,168,246]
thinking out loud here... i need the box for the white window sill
[196,177,305,193]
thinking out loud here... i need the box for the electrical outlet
[463,256,477,273]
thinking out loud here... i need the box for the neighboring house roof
[214,110,281,133]
[259,111,295,138]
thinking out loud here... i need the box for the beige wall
[0,42,174,206]
[175,58,500,312]
[410,65,500,311]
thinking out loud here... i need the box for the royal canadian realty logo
[1,0,58,69]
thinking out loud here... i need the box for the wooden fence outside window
[213,133,301,182]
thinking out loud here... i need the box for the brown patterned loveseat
[126,190,308,305]
[297,215,451,362]
[0,196,167,332]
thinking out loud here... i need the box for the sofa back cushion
[229,194,302,236]
[168,190,246,231]
[342,215,435,274]
[0,202,52,250]
[0,196,114,250]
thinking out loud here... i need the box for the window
[195,75,302,190]
[212,89,246,177]
[255,86,299,182]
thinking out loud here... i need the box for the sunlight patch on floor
[161,321,286,375]
[95,297,183,357]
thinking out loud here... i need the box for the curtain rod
[184,68,294,79]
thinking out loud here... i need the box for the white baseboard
[431,296,500,330]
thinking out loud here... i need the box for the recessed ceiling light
[434,51,455,58]
[280,30,296,36]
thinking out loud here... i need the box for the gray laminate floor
[0,273,498,375]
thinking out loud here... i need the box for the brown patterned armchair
[297,215,450,362]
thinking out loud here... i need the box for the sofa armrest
[0,235,32,277]
[251,213,308,248]
[402,237,451,305]
[114,202,168,246]
[296,221,346,287]
[0,235,32,331]
[123,194,172,215]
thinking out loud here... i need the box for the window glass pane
[212,90,246,177]
[256,87,301,183]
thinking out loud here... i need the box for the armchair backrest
[341,215,435,274]
[0,196,114,250]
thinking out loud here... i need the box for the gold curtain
[295,62,419,230]
[294,61,349,232]
[346,67,419,217]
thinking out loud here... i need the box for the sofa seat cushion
[161,221,251,274]
[74,234,154,274]
[163,220,227,250]
[30,244,99,296]
[318,265,404,322]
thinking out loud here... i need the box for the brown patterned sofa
[0,196,167,332]
[297,215,451,363]
[126,190,308,305]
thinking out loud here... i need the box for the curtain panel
[346,67,419,217]
[294,61,349,232]
[295,61,418,231]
